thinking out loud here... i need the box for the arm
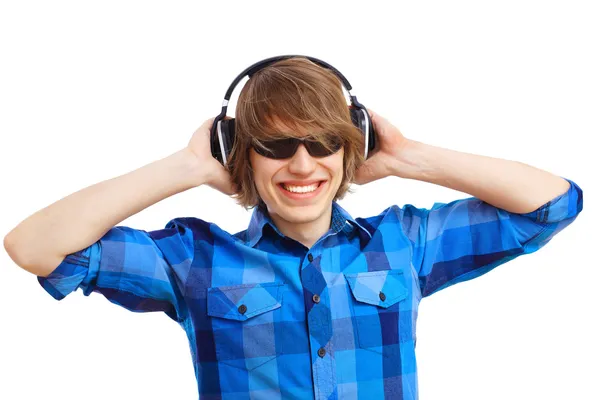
[393,139,571,214]
[3,118,234,321]
[395,140,582,297]
[3,117,232,277]
[356,110,583,297]
[355,109,571,212]
[4,148,201,277]
[400,177,582,297]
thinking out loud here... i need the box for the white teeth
[282,182,320,193]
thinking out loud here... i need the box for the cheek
[250,157,281,188]
[248,157,263,193]
[331,152,345,177]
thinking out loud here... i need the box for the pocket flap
[344,270,407,308]
[207,281,284,321]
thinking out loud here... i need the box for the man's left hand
[353,109,411,185]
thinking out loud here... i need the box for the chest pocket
[344,270,411,355]
[207,281,285,371]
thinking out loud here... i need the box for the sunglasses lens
[253,138,297,159]
[253,136,343,159]
[306,137,343,157]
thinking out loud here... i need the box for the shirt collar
[245,201,372,248]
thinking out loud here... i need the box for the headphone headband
[222,55,353,101]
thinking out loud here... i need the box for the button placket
[300,247,337,397]
[311,341,337,400]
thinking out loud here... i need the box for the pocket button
[379,292,386,301]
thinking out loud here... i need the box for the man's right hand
[186,117,236,196]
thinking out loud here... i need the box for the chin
[276,204,324,223]
[264,195,332,226]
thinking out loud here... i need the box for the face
[249,129,345,229]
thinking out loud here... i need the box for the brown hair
[227,56,366,210]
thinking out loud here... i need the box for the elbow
[529,178,583,224]
[4,231,30,271]
[553,178,583,223]
[4,230,21,261]
[3,231,62,277]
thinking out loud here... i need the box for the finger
[202,117,216,130]
[367,109,383,133]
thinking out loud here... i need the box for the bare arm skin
[4,118,234,277]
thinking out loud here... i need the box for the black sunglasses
[252,136,344,159]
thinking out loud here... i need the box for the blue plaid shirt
[38,178,583,399]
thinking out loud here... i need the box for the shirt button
[238,304,247,314]
[379,292,386,301]
[312,294,321,303]
[308,253,314,262]
[318,347,326,358]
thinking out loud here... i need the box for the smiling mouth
[279,181,325,193]
[278,181,328,197]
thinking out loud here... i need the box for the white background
[1,1,598,399]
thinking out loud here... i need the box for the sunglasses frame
[251,135,344,159]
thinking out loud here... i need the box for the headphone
[210,55,377,167]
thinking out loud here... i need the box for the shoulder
[355,203,429,229]
[164,216,242,244]
[353,203,440,245]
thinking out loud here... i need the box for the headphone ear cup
[221,118,236,164]
[210,117,237,166]
[365,114,376,156]
[349,107,376,158]
[210,118,222,163]
[349,107,363,131]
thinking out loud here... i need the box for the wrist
[169,148,207,189]
[392,139,430,180]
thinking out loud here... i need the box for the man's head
[228,57,365,223]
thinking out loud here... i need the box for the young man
[4,57,583,399]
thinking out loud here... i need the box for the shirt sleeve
[37,218,195,322]
[401,177,583,298]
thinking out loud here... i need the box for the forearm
[395,139,571,214]
[4,148,202,276]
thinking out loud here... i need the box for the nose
[287,143,317,175]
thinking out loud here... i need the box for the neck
[268,204,333,250]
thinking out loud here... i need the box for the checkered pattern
[38,178,583,399]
